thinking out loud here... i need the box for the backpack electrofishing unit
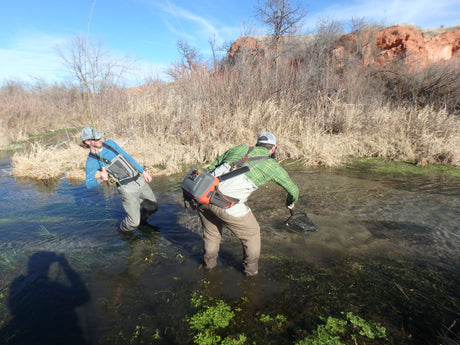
[181,169,219,204]
[181,147,269,209]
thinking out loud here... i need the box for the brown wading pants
[198,204,261,276]
[117,176,158,232]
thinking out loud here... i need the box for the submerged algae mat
[0,155,459,344]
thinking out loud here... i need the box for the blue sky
[1,0,459,86]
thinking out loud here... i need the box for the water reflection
[0,155,459,345]
[0,252,90,345]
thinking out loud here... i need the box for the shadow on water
[0,251,90,345]
[0,154,459,345]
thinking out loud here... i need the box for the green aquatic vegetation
[176,253,186,263]
[219,334,247,345]
[188,292,246,345]
[259,313,287,331]
[117,325,145,344]
[112,313,163,345]
[130,325,143,343]
[0,289,9,329]
[295,312,386,345]
[37,224,57,238]
[0,216,65,225]
[0,250,22,273]
[345,312,386,341]
[354,157,460,177]
[267,256,459,345]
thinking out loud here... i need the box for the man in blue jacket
[80,127,158,233]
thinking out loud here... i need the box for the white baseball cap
[257,131,276,146]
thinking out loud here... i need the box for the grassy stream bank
[3,122,460,182]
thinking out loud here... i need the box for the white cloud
[0,32,67,83]
[303,0,459,31]
[145,0,241,46]
[158,0,217,36]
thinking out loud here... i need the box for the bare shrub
[4,22,460,181]
[371,61,460,114]
[0,81,85,144]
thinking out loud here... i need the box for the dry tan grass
[12,142,87,180]
[421,24,460,38]
[3,40,460,182]
[7,94,460,182]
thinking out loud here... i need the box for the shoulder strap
[246,155,269,168]
[230,146,269,169]
[219,148,270,182]
[88,142,119,164]
[102,142,119,155]
[88,152,111,164]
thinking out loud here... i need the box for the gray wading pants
[198,204,261,276]
[117,175,158,232]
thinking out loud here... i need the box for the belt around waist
[118,173,141,185]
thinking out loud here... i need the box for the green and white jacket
[207,144,299,217]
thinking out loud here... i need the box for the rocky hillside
[228,25,460,68]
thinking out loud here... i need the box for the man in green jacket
[197,132,299,276]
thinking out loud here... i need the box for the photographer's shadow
[1,251,91,345]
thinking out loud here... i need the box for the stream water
[0,152,458,345]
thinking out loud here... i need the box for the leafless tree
[208,35,218,72]
[239,19,259,37]
[178,40,201,70]
[57,35,136,93]
[254,0,307,41]
[167,40,203,81]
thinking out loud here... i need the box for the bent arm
[279,175,299,207]
[85,157,103,189]
[271,165,299,207]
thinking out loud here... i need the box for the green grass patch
[354,157,460,177]
[28,127,81,139]
[1,127,82,151]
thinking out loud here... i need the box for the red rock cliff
[374,26,460,66]
[229,25,460,68]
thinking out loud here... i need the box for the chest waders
[89,142,140,186]
[88,143,143,218]
[89,142,159,232]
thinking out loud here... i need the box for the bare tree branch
[56,35,136,93]
[254,0,307,41]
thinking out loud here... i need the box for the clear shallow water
[0,154,459,345]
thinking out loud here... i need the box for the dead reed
[3,34,460,181]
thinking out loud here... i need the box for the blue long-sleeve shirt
[84,140,144,189]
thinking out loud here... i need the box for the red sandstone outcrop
[374,26,460,66]
[228,25,460,68]
[228,36,268,59]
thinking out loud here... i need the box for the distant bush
[3,21,460,180]
[371,61,460,113]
